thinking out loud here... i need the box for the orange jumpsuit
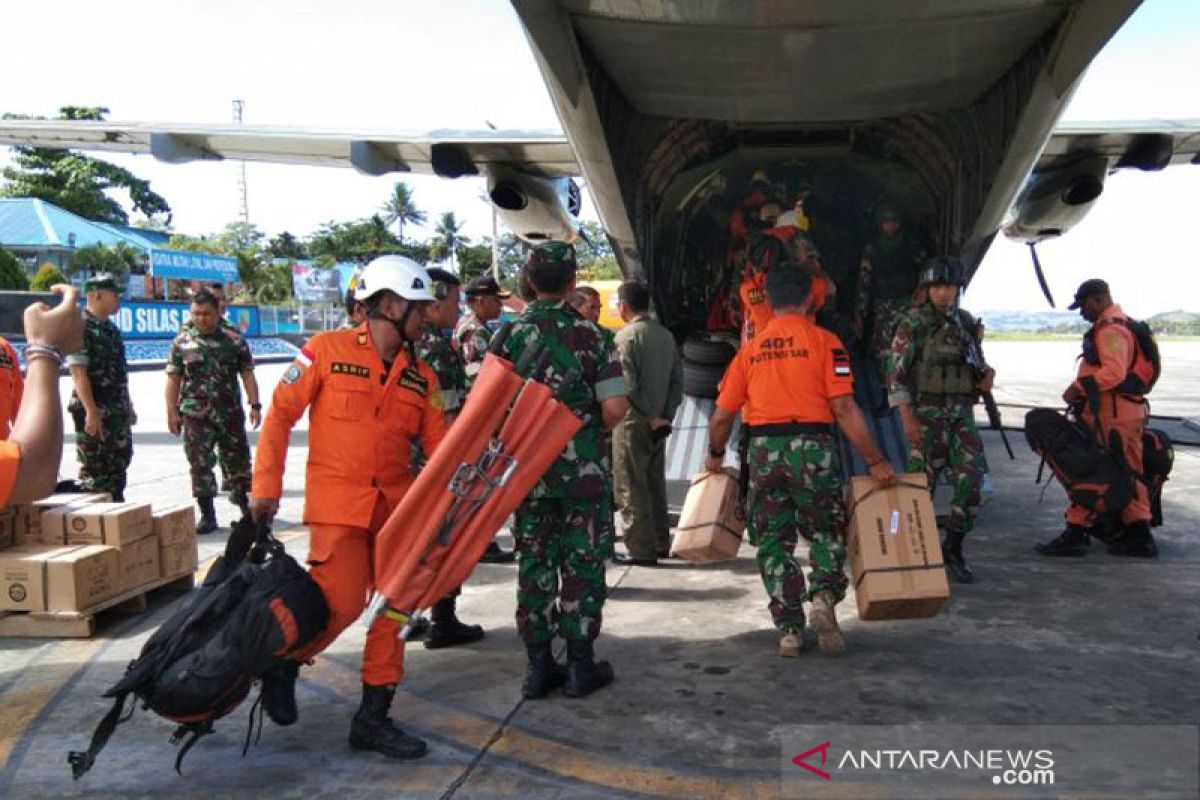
[252,323,445,686]
[0,339,24,440]
[739,226,831,342]
[1065,304,1150,528]
[0,440,19,507]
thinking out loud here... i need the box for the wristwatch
[708,445,726,458]
[250,403,263,410]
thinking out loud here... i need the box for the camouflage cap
[527,242,577,270]
[84,272,124,292]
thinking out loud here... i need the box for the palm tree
[381,181,427,243]
[431,212,469,273]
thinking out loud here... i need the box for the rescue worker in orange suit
[0,285,84,507]
[1036,279,1158,558]
[740,210,834,343]
[250,255,444,760]
[0,336,23,440]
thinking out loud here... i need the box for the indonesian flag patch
[832,348,852,377]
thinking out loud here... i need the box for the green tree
[268,231,308,260]
[574,221,621,279]
[0,247,29,290]
[430,211,468,272]
[1,106,172,225]
[381,181,427,242]
[306,217,404,264]
[457,243,494,281]
[67,242,139,281]
[29,263,67,290]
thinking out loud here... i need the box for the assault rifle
[951,310,1015,460]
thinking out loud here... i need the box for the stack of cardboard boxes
[0,494,197,615]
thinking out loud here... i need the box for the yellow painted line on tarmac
[0,525,309,775]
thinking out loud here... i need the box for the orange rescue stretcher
[366,338,582,637]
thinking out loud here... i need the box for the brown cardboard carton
[24,493,111,541]
[152,504,196,548]
[846,473,949,620]
[672,470,745,563]
[159,540,199,578]
[45,545,122,612]
[0,508,17,549]
[118,535,162,590]
[47,503,154,547]
[0,545,55,611]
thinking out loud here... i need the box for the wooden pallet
[0,571,195,638]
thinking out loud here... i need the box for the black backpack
[1142,428,1173,527]
[68,519,329,778]
[1024,408,1135,516]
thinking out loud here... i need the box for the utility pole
[232,99,249,225]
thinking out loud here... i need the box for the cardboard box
[846,473,949,620]
[118,534,161,590]
[159,540,199,578]
[43,502,154,547]
[23,493,111,541]
[152,504,196,548]
[0,508,17,549]
[671,470,746,563]
[0,544,121,612]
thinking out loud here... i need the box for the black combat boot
[1106,521,1159,558]
[196,496,218,535]
[522,641,566,699]
[260,660,300,726]
[562,640,614,699]
[424,594,484,650]
[479,540,516,564]
[942,531,974,584]
[1035,524,1090,557]
[348,683,428,760]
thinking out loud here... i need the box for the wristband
[250,403,263,410]
[708,445,726,458]
[23,344,64,366]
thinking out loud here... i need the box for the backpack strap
[170,721,214,775]
[68,692,135,779]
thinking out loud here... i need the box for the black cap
[1067,278,1109,310]
[425,267,461,286]
[84,273,124,292]
[464,275,511,298]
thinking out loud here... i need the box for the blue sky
[2,0,1197,315]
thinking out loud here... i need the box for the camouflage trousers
[71,402,133,500]
[182,409,251,506]
[514,496,612,645]
[747,433,848,633]
[869,298,910,372]
[907,396,987,536]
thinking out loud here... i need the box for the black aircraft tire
[682,334,736,366]
[682,358,727,399]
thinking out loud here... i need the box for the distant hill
[976,309,1200,334]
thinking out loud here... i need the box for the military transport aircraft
[1,0,1197,327]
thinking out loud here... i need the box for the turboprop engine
[1002,155,1108,244]
[487,165,582,244]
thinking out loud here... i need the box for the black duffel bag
[1024,407,1135,517]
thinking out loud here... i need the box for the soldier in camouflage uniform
[166,290,261,533]
[853,204,924,375]
[454,275,508,391]
[67,274,135,501]
[414,268,489,649]
[887,256,994,584]
[499,242,629,700]
[707,266,894,658]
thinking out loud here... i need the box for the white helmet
[353,255,434,302]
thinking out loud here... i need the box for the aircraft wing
[1039,119,1200,171]
[0,120,579,178]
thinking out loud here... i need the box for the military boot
[1106,521,1159,558]
[942,531,974,584]
[196,496,218,535]
[1035,524,1089,557]
[424,594,484,650]
[348,683,428,760]
[522,641,566,699]
[260,659,300,726]
[562,640,614,698]
[809,591,846,655]
[479,540,516,564]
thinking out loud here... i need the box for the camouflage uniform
[747,433,848,633]
[855,235,923,369]
[414,325,466,469]
[166,321,255,506]
[500,299,626,645]
[453,311,492,391]
[67,310,133,499]
[887,303,988,538]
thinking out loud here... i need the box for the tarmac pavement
[0,347,1196,799]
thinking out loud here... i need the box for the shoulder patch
[331,362,371,379]
[398,367,429,397]
[282,363,304,385]
[357,331,369,346]
[832,347,852,376]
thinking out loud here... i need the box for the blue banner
[111,302,261,339]
[149,248,240,282]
